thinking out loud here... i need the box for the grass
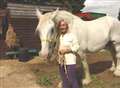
[31,63,60,87]
[36,73,60,87]
[37,75,53,86]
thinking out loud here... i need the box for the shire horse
[35,9,120,85]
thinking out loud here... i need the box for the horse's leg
[110,61,116,72]
[110,19,120,76]
[78,51,92,85]
[113,43,120,76]
[107,42,117,72]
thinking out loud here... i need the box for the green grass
[36,73,60,87]
[37,75,53,86]
[32,64,60,87]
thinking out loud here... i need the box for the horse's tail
[118,8,120,21]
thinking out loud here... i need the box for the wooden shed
[0,2,64,57]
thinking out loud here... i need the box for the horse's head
[35,9,59,59]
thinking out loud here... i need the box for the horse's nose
[39,52,49,58]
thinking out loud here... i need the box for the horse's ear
[36,8,42,19]
[51,8,59,19]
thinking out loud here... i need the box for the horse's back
[84,16,116,52]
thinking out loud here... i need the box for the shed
[0,2,65,57]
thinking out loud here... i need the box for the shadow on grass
[78,60,112,75]
[89,60,112,74]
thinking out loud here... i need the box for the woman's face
[58,21,68,34]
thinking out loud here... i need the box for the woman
[58,19,80,88]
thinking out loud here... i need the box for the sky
[81,0,120,18]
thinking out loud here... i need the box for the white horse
[35,9,120,85]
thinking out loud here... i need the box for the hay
[5,24,19,48]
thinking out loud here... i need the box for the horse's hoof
[114,70,120,76]
[109,66,116,72]
[82,78,92,85]
[113,65,120,76]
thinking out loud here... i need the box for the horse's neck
[54,10,83,24]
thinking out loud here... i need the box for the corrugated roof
[7,3,65,18]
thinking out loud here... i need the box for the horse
[35,9,120,85]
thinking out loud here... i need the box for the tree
[69,0,86,13]
[6,0,86,12]
[0,0,7,8]
[52,0,86,12]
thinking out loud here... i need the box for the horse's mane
[54,10,83,24]
[43,10,83,24]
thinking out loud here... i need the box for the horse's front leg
[79,51,92,85]
[114,58,120,76]
[113,43,120,76]
[107,42,117,72]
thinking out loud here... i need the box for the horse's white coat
[36,9,120,85]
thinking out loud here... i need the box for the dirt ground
[0,57,44,88]
[0,51,120,88]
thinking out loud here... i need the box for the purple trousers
[59,64,79,88]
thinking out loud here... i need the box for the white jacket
[59,32,80,65]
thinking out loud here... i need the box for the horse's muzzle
[39,51,49,59]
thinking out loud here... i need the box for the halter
[40,33,59,59]
[41,38,52,43]
[40,26,60,43]
[40,34,58,43]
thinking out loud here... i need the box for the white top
[59,33,80,65]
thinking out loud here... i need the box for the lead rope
[63,55,69,79]
[59,54,69,79]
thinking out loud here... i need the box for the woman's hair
[57,19,68,29]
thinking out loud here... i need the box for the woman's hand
[59,47,71,55]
